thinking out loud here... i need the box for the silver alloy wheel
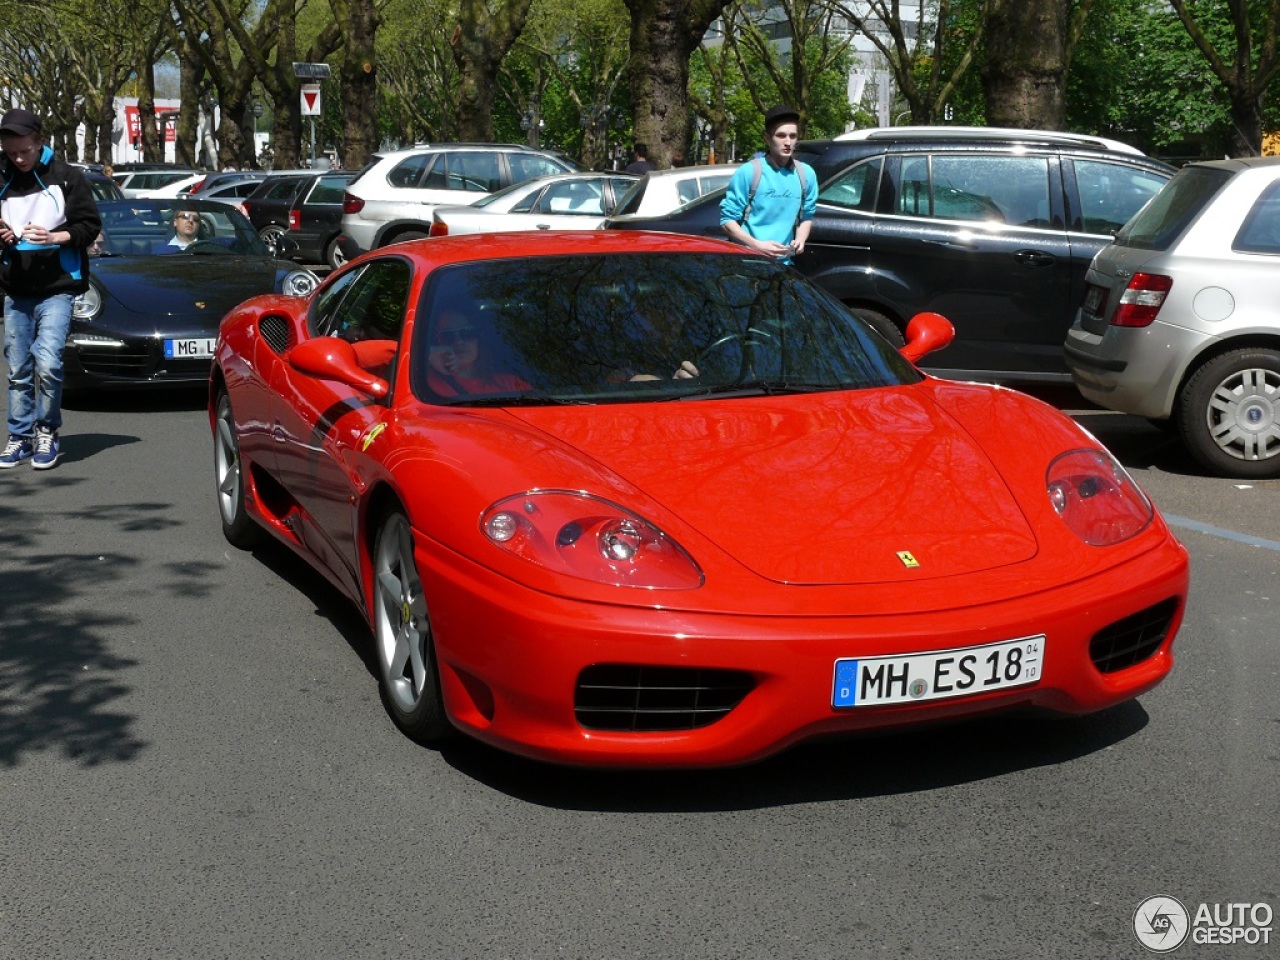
[373,513,431,713]
[259,224,286,257]
[1205,366,1280,462]
[326,236,347,270]
[214,399,240,528]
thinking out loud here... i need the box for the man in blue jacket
[0,107,101,470]
[719,105,817,265]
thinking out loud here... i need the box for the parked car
[1065,156,1280,478]
[112,166,198,197]
[606,164,737,220]
[240,174,316,256]
[427,172,636,237]
[66,199,318,391]
[86,171,125,202]
[274,171,358,269]
[604,127,1174,382]
[184,176,267,205]
[210,229,1188,765]
[132,173,207,199]
[339,143,576,255]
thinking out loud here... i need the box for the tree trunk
[624,0,731,169]
[452,0,537,143]
[174,53,203,167]
[139,63,160,161]
[334,0,380,168]
[982,0,1069,129]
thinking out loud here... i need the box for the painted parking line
[1164,514,1280,553]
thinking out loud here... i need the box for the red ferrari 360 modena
[210,230,1189,767]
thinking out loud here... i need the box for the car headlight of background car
[281,268,320,297]
[72,283,104,321]
[1047,449,1153,546]
[482,491,704,589]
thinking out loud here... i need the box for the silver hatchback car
[1065,156,1280,478]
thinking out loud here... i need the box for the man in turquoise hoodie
[0,107,101,470]
[719,105,817,265]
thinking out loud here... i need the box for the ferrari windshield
[413,253,920,404]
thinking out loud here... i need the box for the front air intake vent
[1089,597,1180,673]
[575,664,754,732]
[259,314,293,356]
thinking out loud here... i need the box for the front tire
[214,391,262,548]
[1178,348,1280,478]
[849,306,905,348]
[371,511,450,743]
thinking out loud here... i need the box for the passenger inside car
[425,308,530,397]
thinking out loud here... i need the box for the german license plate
[164,338,216,359]
[833,635,1044,708]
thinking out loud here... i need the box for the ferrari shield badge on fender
[360,422,388,451]
[897,551,920,568]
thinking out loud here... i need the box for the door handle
[1014,249,1055,267]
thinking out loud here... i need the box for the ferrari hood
[511,389,1040,585]
[96,259,281,317]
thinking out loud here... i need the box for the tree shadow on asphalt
[0,488,148,767]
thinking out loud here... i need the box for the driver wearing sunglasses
[426,308,529,398]
[162,210,202,252]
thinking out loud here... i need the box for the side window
[897,155,930,216]
[677,179,700,205]
[266,178,302,200]
[817,158,882,212]
[450,152,502,192]
[1074,160,1168,236]
[388,154,432,189]
[538,181,604,214]
[327,258,412,343]
[1233,180,1280,255]
[509,154,568,185]
[311,269,364,337]
[308,177,349,204]
[929,155,1049,224]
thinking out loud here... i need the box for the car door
[869,150,1073,378]
[266,258,412,598]
[801,157,884,306]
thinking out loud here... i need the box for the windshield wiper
[439,391,588,407]
[676,380,846,400]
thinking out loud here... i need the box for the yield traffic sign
[300,83,322,116]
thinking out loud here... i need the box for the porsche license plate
[832,636,1044,708]
[165,338,216,359]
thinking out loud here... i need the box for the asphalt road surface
[1,385,1276,960]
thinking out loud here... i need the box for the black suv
[241,174,316,257]
[605,127,1175,382]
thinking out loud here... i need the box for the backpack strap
[740,157,808,231]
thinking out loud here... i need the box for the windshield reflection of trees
[416,254,915,402]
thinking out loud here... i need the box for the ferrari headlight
[281,269,320,297]
[73,284,103,320]
[481,490,703,589]
[1046,449,1153,546]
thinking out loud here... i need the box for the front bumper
[417,528,1190,768]
[64,327,213,389]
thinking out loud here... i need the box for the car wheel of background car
[325,236,347,270]
[386,230,429,247]
[214,392,262,549]
[258,224,286,257]
[849,306,905,348]
[1178,347,1280,479]
[371,510,450,743]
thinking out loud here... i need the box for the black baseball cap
[763,105,800,131]
[0,108,42,137]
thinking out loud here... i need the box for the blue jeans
[4,293,74,438]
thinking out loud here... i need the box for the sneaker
[0,436,33,468]
[32,428,60,470]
